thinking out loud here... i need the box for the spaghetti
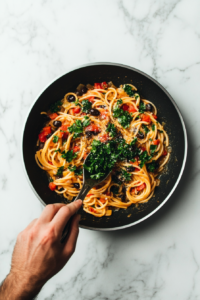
[35,81,170,217]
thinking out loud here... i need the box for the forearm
[0,272,43,300]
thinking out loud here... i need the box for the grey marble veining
[0,0,200,299]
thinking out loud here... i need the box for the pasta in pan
[35,81,170,217]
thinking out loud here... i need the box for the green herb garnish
[147,160,159,172]
[110,186,119,195]
[56,166,65,177]
[53,135,59,143]
[152,124,155,131]
[142,125,150,135]
[68,165,83,175]
[54,148,61,153]
[123,85,135,97]
[139,101,146,113]
[139,150,152,168]
[113,99,133,128]
[61,150,77,162]
[82,100,92,113]
[150,144,157,155]
[106,123,117,138]
[50,100,62,113]
[119,169,132,182]
[68,116,90,139]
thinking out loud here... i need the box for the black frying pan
[21,63,187,231]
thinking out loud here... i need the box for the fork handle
[60,183,92,243]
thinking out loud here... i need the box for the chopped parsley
[61,150,77,162]
[142,125,150,135]
[56,166,65,177]
[159,130,163,133]
[139,150,152,168]
[49,177,54,182]
[113,99,133,128]
[50,100,62,113]
[68,116,90,139]
[147,161,159,172]
[75,98,80,106]
[150,144,157,155]
[135,94,139,100]
[54,148,61,153]
[53,135,59,143]
[82,100,92,113]
[152,124,155,131]
[139,101,146,113]
[106,123,117,138]
[123,84,135,97]
[110,186,119,195]
[68,165,83,175]
[119,169,132,182]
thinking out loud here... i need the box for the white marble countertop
[0,0,200,299]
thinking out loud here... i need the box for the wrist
[0,271,44,300]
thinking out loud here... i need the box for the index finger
[51,200,82,233]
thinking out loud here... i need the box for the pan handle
[60,183,91,243]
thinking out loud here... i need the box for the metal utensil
[60,153,111,243]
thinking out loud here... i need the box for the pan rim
[21,62,188,231]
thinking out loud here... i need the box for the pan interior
[22,64,186,230]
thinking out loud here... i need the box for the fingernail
[76,199,82,206]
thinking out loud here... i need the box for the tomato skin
[140,147,146,152]
[89,207,96,213]
[152,114,157,119]
[73,146,80,153]
[48,161,53,165]
[100,198,106,204]
[38,132,47,143]
[88,96,95,103]
[122,104,129,111]
[60,125,69,132]
[87,193,93,197]
[153,139,160,145]
[49,182,56,191]
[43,126,51,135]
[128,105,137,113]
[163,150,168,156]
[141,114,151,123]
[49,113,58,120]
[85,124,99,133]
[100,110,108,120]
[99,133,109,143]
[94,83,102,89]
[73,107,81,114]
[136,183,146,191]
[101,81,108,89]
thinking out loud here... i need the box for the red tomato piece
[85,124,99,133]
[38,132,47,143]
[101,82,108,89]
[136,183,146,191]
[81,112,87,116]
[87,193,93,197]
[140,147,146,152]
[73,107,81,114]
[105,191,111,196]
[99,133,109,143]
[100,110,108,120]
[163,150,168,156]
[153,139,160,145]
[100,198,106,204]
[49,182,56,191]
[60,125,69,132]
[49,113,58,120]
[88,96,95,103]
[94,83,102,89]
[152,114,158,119]
[128,105,137,113]
[62,132,68,140]
[141,114,151,123]
[122,104,129,111]
[43,126,51,135]
[89,207,96,213]
[57,131,64,138]
[73,146,80,153]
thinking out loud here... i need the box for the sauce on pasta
[35,81,170,217]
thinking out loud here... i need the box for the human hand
[0,200,82,300]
